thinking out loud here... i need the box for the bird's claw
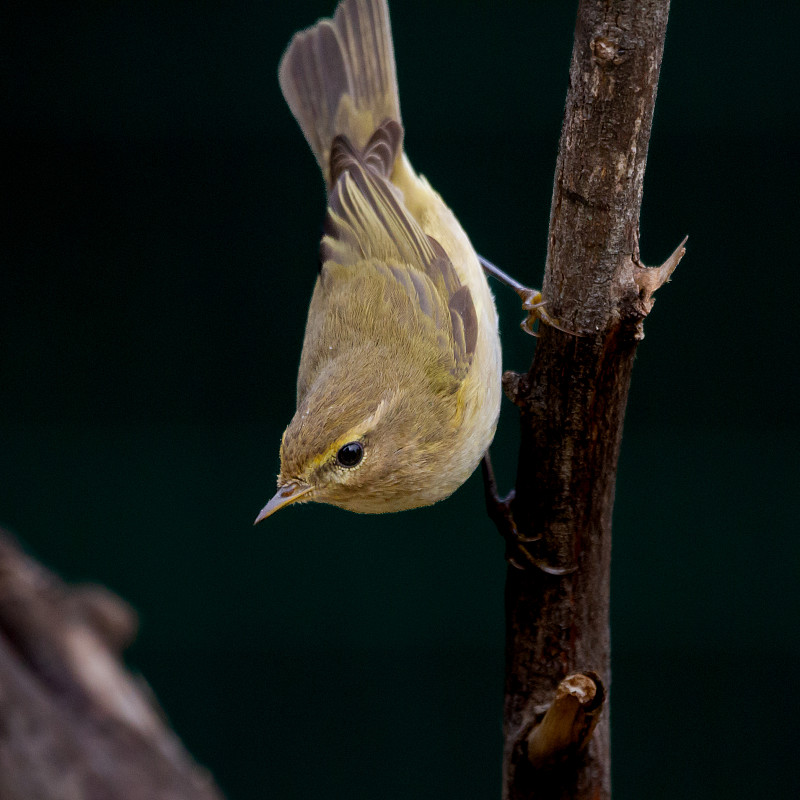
[482,452,580,573]
[481,453,540,569]
[517,288,582,338]
[477,254,582,337]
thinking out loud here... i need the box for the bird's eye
[336,441,363,468]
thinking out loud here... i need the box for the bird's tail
[278,0,402,188]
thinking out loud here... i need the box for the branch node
[591,35,626,67]
[633,234,687,313]
[526,672,606,769]
[502,370,528,406]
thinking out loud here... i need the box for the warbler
[255,0,503,521]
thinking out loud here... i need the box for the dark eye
[336,441,363,468]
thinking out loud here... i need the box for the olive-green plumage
[256,0,501,519]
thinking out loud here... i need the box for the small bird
[255,0,502,521]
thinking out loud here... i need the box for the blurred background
[2,1,797,797]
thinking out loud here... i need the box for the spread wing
[316,122,477,382]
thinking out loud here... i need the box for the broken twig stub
[527,672,606,768]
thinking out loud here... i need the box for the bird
[255,0,502,521]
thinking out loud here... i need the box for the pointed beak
[253,481,313,524]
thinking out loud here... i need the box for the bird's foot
[481,452,539,570]
[516,287,580,337]
[482,452,579,574]
[478,255,582,337]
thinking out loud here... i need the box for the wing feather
[320,127,477,378]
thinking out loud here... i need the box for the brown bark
[493,2,678,798]
[0,530,225,800]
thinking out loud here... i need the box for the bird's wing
[319,124,477,380]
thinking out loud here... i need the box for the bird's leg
[481,451,539,570]
[478,255,581,337]
[482,452,579,574]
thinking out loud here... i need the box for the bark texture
[498,2,674,798]
[0,530,225,800]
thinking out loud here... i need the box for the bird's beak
[254,481,313,524]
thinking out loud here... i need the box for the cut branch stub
[527,672,606,769]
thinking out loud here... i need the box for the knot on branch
[502,370,529,406]
[591,35,626,67]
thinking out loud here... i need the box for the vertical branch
[498,2,677,798]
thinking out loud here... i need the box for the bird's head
[255,356,454,520]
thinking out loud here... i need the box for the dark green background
[2,1,798,797]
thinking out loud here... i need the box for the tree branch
[496,2,678,798]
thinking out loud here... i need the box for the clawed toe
[478,255,582,337]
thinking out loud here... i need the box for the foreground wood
[0,530,224,800]
[488,1,679,798]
